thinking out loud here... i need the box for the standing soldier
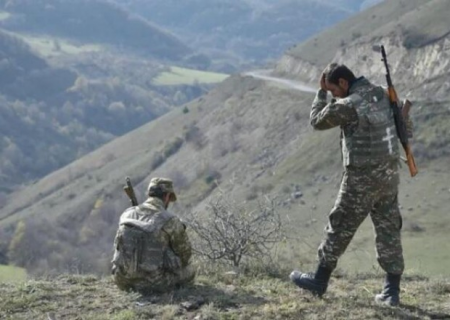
[112,177,195,293]
[290,63,404,306]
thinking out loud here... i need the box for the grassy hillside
[0,0,232,195]
[0,273,449,319]
[17,33,103,58]
[0,2,449,317]
[0,27,214,197]
[0,29,76,99]
[287,0,449,65]
[0,0,191,60]
[0,72,449,279]
[0,30,171,193]
[0,75,323,273]
[0,264,26,282]
[0,10,9,20]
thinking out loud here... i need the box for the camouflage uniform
[112,178,194,293]
[310,77,404,275]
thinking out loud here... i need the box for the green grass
[0,273,448,320]
[0,11,10,21]
[0,265,27,283]
[153,66,229,86]
[16,33,103,57]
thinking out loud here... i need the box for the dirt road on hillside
[245,70,316,93]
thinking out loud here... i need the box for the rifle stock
[402,99,412,118]
[381,45,418,177]
[405,146,418,177]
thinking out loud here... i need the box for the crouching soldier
[111,177,195,293]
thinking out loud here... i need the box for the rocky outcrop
[275,35,450,100]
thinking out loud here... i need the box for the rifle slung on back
[381,45,418,177]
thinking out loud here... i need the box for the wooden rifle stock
[405,145,418,177]
[402,99,412,119]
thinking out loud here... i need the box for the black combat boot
[375,273,401,307]
[289,265,332,297]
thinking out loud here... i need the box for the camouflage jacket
[113,197,192,271]
[310,77,400,167]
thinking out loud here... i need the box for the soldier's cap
[147,177,177,202]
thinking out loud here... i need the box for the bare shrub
[211,129,240,159]
[245,191,258,201]
[0,192,7,209]
[184,125,206,150]
[204,170,221,185]
[150,152,165,170]
[245,183,274,200]
[162,136,184,158]
[187,193,284,268]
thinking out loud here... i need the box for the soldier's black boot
[375,273,401,307]
[289,265,332,297]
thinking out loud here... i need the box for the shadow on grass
[353,301,450,320]
[136,283,267,311]
[400,304,450,320]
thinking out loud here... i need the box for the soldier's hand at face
[320,73,328,91]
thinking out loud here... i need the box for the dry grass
[0,272,449,320]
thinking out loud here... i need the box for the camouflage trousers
[113,264,195,294]
[318,163,404,275]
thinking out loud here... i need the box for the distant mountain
[0,30,76,100]
[276,0,450,99]
[0,0,192,60]
[0,0,232,196]
[112,0,356,66]
[0,29,185,195]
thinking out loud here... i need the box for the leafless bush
[162,136,184,158]
[187,193,284,267]
[211,129,240,159]
[246,183,274,201]
[204,170,221,185]
[0,192,7,209]
[150,152,165,170]
[184,125,206,150]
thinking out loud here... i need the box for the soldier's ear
[339,78,348,90]
[162,193,171,207]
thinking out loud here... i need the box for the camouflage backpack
[112,206,181,280]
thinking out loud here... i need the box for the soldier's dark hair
[324,63,356,85]
[148,186,167,200]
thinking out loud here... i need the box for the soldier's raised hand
[320,73,327,91]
